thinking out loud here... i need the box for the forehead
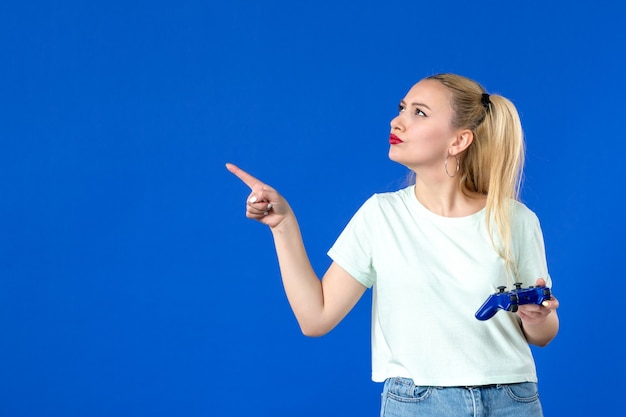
[404,79,453,112]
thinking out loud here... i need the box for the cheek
[409,125,451,147]
[427,123,455,140]
[434,124,462,151]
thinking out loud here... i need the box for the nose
[390,114,403,131]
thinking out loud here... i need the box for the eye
[398,104,406,113]
[414,108,426,117]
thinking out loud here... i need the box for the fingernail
[249,196,257,203]
[267,203,273,210]
[542,301,550,307]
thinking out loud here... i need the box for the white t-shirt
[328,185,551,386]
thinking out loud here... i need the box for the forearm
[270,215,326,334]
[522,310,559,347]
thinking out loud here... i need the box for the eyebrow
[400,100,432,111]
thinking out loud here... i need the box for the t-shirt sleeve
[514,206,552,288]
[327,196,378,288]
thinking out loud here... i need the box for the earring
[445,153,460,178]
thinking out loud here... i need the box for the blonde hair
[426,73,525,274]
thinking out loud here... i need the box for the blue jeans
[380,377,544,417]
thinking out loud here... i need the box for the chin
[388,149,405,165]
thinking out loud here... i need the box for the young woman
[226,73,559,417]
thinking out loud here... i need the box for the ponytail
[427,74,525,275]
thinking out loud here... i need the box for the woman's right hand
[226,163,292,229]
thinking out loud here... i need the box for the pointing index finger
[225,163,262,190]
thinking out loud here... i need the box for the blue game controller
[475,283,552,321]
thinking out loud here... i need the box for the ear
[449,129,474,155]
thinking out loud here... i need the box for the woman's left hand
[516,278,559,326]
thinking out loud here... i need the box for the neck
[413,175,485,218]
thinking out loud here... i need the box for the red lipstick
[389,134,403,144]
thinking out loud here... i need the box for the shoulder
[351,186,413,221]
[509,199,542,229]
[357,186,413,216]
[369,185,414,206]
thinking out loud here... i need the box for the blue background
[1,0,624,416]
